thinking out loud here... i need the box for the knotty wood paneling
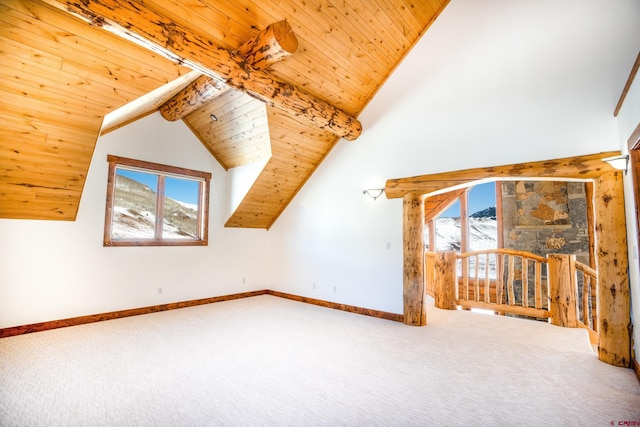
[188,0,449,227]
[0,0,189,220]
[2,0,450,225]
[184,91,271,169]
[120,0,448,227]
[423,189,466,223]
[225,107,338,228]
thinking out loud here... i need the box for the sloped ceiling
[1,0,449,227]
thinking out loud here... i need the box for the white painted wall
[228,158,269,217]
[267,0,640,315]
[1,0,638,333]
[0,114,269,328]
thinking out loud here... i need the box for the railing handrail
[574,260,597,278]
[457,248,547,263]
[426,248,598,345]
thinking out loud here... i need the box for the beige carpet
[1,295,638,426]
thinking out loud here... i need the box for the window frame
[104,155,211,247]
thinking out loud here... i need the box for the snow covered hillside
[431,214,497,251]
[112,175,198,239]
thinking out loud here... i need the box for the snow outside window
[104,155,211,247]
[431,182,498,253]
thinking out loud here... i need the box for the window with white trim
[104,155,211,246]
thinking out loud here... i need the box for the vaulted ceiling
[1,0,449,227]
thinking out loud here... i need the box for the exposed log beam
[385,151,621,199]
[159,75,229,122]
[236,20,298,72]
[160,20,298,122]
[42,0,362,141]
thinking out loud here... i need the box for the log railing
[575,262,598,344]
[426,250,598,341]
[450,249,548,319]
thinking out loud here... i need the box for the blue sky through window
[440,182,496,218]
[116,169,200,204]
[165,176,199,205]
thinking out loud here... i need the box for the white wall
[1,0,638,329]
[267,0,640,315]
[228,159,269,217]
[0,114,269,328]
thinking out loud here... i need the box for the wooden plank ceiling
[1,0,449,227]
[0,0,189,219]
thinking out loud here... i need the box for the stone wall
[501,181,590,265]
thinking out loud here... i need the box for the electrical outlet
[242,277,246,284]
[333,286,337,293]
[386,242,391,250]
[158,287,163,295]
[312,282,316,289]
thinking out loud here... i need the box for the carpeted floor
[1,295,638,426]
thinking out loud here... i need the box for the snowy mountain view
[112,175,198,239]
[430,208,498,252]
[428,208,499,279]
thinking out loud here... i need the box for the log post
[548,254,579,327]
[433,251,458,310]
[403,193,426,326]
[594,171,632,368]
[160,20,298,121]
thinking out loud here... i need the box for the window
[104,155,211,246]
[468,182,498,251]
[426,182,498,253]
[436,199,461,251]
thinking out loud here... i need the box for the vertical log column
[434,251,458,310]
[548,254,579,327]
[594,171,632,368]
[403,193,426,326]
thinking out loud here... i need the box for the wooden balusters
[454,249,549,319]
[534,262,542,309]
[484,253,491,303]
[507,255,515,305]
[522,258,529,308]
[496,253,504,305]
[461,256,470,300]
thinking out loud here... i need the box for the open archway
[385,151,631,368]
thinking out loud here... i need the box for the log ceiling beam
[160,20,298,122]
[385,151,622,199]
[159,75,229,122]
[42,0,362,141]
[235,20,299,72]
